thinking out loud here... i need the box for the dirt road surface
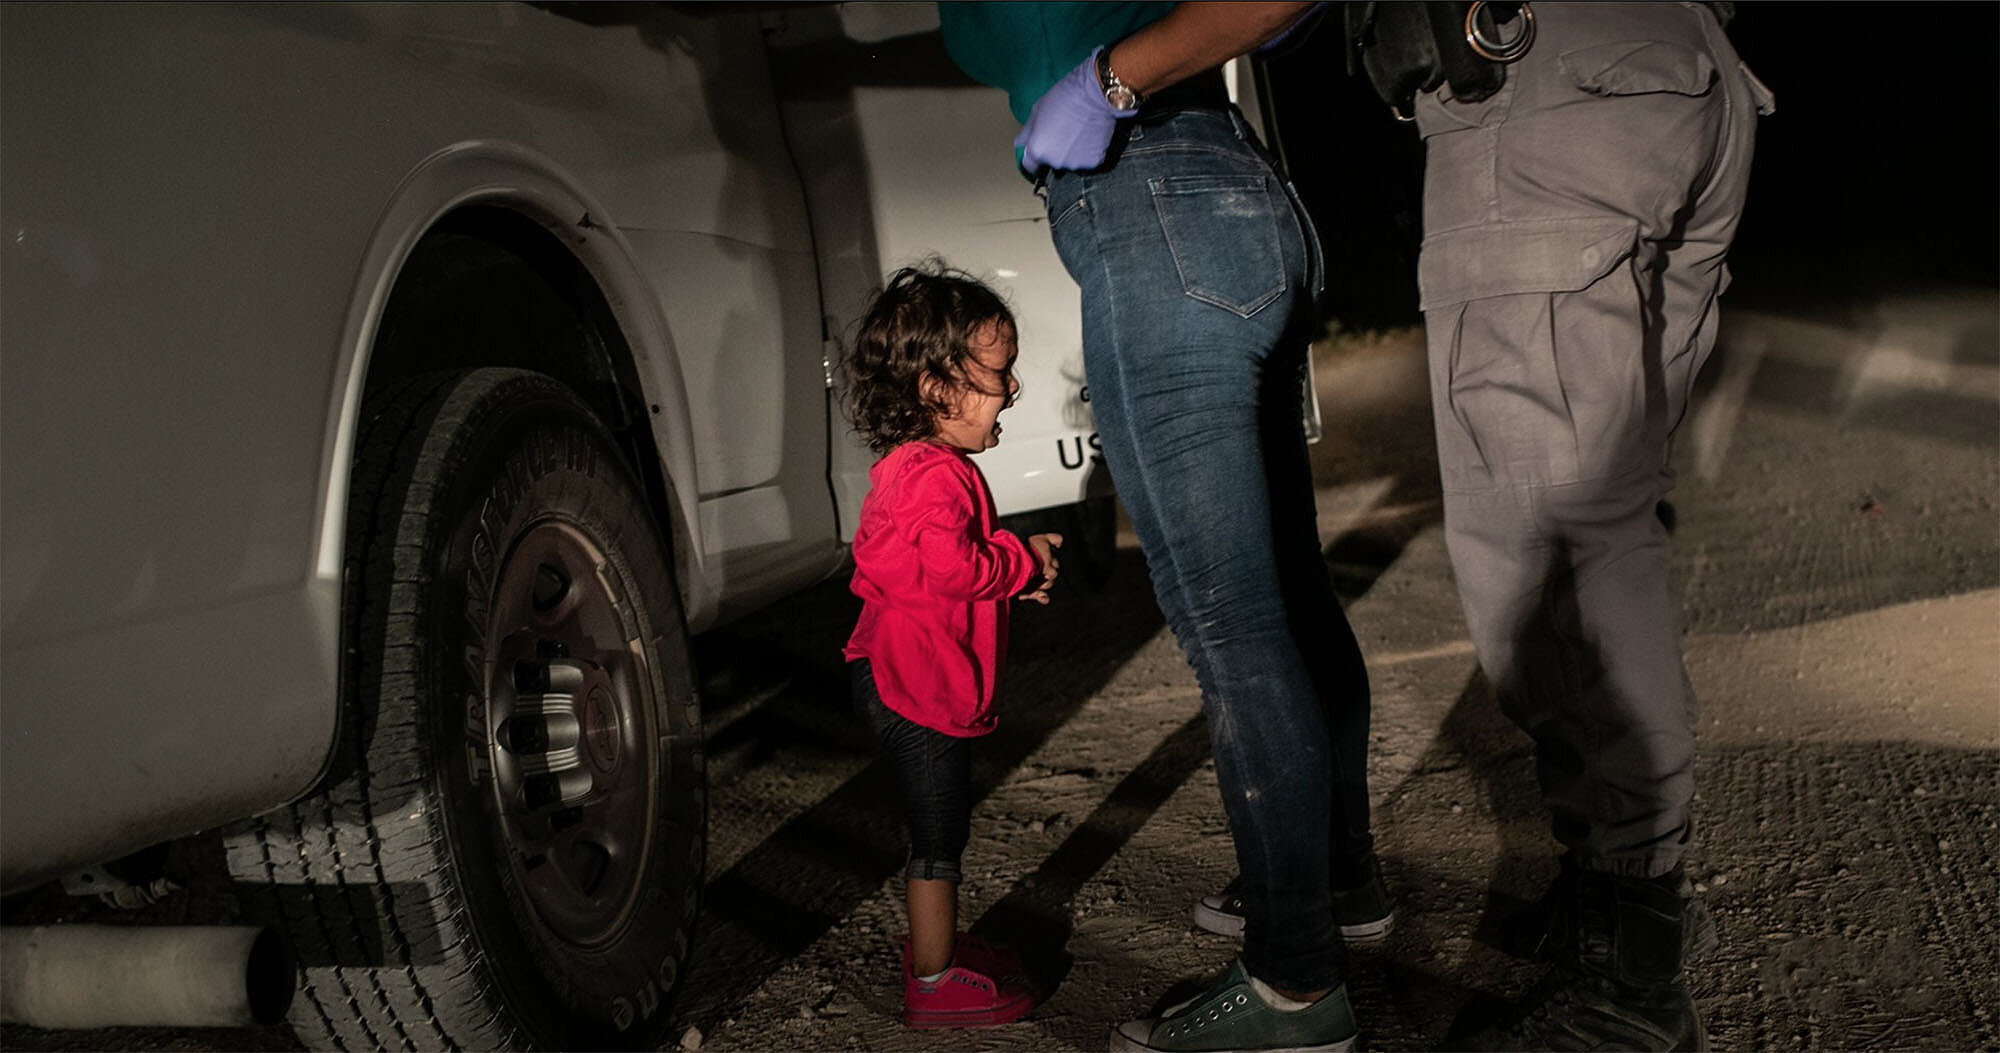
[671,302,1999,1053]
[5,295,1995,1052]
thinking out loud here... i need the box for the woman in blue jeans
[939,5,1385,1050]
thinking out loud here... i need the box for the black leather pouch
[1345,1,1522,116]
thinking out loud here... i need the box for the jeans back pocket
[1149,173,1287,318]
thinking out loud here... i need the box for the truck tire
[225,368,703,1051]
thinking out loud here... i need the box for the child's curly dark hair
[843,260,1016,455]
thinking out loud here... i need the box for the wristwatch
[1096,46,1141,112]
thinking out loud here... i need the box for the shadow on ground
[669,546,1169,1034]
[1353,668,2000,1051]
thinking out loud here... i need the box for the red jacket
[843,442,1036,736]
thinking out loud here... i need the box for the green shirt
[938,2,1177,125]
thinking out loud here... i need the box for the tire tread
[225,369,699,1051]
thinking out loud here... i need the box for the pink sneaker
[903,951,1035,1029]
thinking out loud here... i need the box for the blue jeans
[1041,107,1371,992]
[851,659,972,883]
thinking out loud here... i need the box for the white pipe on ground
[0,925,294,1029]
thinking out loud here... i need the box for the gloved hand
[1015,46,1137,173]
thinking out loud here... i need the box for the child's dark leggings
[850,659,971,883]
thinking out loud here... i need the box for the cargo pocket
[1151,173,1287,317]
[1558,39,1716,98]
[1419,217,1642,490]
[1419,217,1637,311]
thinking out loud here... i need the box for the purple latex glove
[1015,46,1138,173]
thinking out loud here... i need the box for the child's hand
[1018,533,1063,604]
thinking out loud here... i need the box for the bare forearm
[1104,2,1315,97]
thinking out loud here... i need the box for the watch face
[1097,48,1138,112]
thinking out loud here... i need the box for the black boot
[1505,855,1717,965]
[1475,866,1707,1052]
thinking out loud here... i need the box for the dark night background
[1260,2,2000,331]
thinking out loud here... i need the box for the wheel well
[365,206,681,550]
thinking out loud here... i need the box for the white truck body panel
[0,3,1098,892]
[766,3,1109,540]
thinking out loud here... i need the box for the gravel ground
[675,304,1999,1053]
[6,295,1996,1052]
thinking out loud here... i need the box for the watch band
[1095,45,1141,113]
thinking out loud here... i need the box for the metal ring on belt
[1465,1,1536,62]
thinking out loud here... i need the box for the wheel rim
[482,516,658,948]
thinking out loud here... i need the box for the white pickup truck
[0,3,1158,1047]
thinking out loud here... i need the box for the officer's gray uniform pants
[1414,2,1773,877]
